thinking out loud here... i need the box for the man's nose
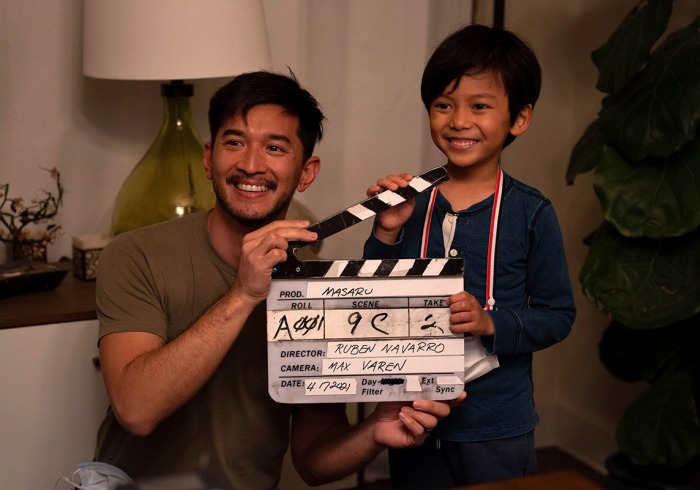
[237,146,266,173]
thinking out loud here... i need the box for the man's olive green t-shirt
[94,211,293,489]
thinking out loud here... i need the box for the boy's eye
[433,102,450,110]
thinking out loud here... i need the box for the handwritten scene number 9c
[270,300,452,341]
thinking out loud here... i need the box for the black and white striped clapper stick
[275,166,448,278]
[289,166,447,251]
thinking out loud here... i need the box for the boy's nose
[449,107,472,130]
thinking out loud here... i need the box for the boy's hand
[447,291,495,336]
[367,173,416,244]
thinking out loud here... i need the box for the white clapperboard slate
[267,166,465,403]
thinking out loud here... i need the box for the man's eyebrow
[221,128,244,138]
[265,133,292,144]
[220,128,292,144]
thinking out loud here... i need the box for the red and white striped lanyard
[421,167,504,310]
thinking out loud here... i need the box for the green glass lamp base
[111,81,215,236]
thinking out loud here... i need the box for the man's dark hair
[208,71,325,161]
[421,24,541,148]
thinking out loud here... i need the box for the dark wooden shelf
[0,260,96,330]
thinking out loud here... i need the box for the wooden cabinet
[0,320,108,489]
[0,265,106,489]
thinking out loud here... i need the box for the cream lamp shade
[83,0,271,80]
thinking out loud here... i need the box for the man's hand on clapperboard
[366,173,417,245]
[369,392,467,447]
[234,220,318,305]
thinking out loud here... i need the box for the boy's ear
[510,104,533,137]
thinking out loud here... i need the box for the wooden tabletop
[0,260,97,329]
[462,471,603,490]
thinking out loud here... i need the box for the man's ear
[297,156,321,192]
[510,104,533,137]
[203,141,214,180]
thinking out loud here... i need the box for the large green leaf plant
[567,0,700,472]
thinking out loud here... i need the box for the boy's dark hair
[421,24,541,148]
[208,71,325,162]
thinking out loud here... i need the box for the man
[94,71,465,488]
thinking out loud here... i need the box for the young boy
[364,24,576,487]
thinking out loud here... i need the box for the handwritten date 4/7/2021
[305,379,353,394]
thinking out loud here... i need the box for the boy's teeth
[451,139,476,147]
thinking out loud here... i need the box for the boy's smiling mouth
[448,138,478,148]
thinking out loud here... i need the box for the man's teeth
[236,183,268,192]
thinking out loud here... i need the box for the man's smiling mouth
[235,183,268,192]
[228,174,277,193]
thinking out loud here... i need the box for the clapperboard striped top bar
[275,166,449,278]
[287,166,448,253]
[302,258,464,279]
[308,166,448,242]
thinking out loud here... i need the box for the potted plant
[567,0,700,487]
[0,167,64,262]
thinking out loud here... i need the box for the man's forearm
[103,290,258,435]
[293,411,386,485]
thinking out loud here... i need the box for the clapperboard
[267,166,465,403]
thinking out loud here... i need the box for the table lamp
[82,0,271,235]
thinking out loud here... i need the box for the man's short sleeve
[96,233,168,342]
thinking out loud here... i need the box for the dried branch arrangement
[0,167,64,246]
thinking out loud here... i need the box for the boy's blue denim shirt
[364,171,576,441]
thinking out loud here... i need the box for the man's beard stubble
[212,176,295,227]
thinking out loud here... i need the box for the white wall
[0,0,224,261]
[0,0,467,263]
[3,0,699,485]
[264,0,471,260]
